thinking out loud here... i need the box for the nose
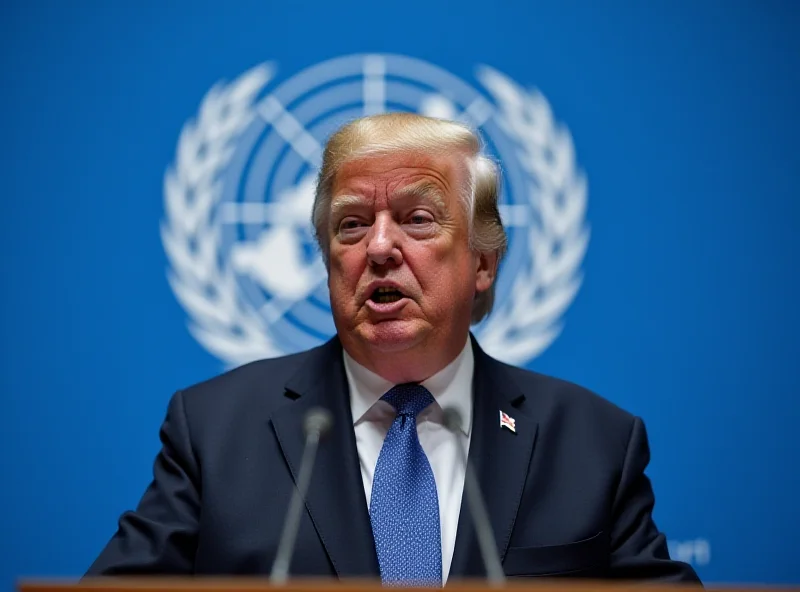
[366,213,403,268]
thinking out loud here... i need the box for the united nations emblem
[161,54,590,368]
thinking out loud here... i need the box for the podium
[16,579,795,592]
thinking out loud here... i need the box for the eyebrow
[329,180,449,222]
[329,194,368,224]
[391,180,448,212]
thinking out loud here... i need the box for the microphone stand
[270,407,333,584]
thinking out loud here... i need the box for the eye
[339,217,368,231]
[406,211,434,225]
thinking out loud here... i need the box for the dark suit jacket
[86,335,700,582]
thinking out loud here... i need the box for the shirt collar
[343,336,474,437]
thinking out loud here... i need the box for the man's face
[326,150,494,376]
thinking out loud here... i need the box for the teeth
[374,293,402,303]
[372,286,404,304]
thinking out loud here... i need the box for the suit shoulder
[501,362,638,439]
[174,348,314,411]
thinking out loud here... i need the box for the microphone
[270,407,333,584]
[442,407,505,586]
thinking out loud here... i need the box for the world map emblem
[161,54,590,367]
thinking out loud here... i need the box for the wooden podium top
[16,578,797,592]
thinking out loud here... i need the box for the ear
[475,249,499,294]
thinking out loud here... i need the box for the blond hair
[312,112,507,323]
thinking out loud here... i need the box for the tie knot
[381,383,435,417]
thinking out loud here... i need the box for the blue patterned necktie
[370,383,442,586]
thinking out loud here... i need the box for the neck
[343,334,469,384]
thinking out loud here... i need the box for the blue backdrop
[2,0,799,588]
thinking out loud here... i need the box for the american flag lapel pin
[499,410,516,433]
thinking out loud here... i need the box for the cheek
[329,250,364,292]
[406,242,475,293]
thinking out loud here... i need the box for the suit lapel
[449,336,539,581]
[270,337,380,578]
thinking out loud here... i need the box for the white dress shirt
[343,338,474,584]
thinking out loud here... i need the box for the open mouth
[369,286,407,304]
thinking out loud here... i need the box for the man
[87,113,700,583]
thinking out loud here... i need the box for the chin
[357,320,427,353]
